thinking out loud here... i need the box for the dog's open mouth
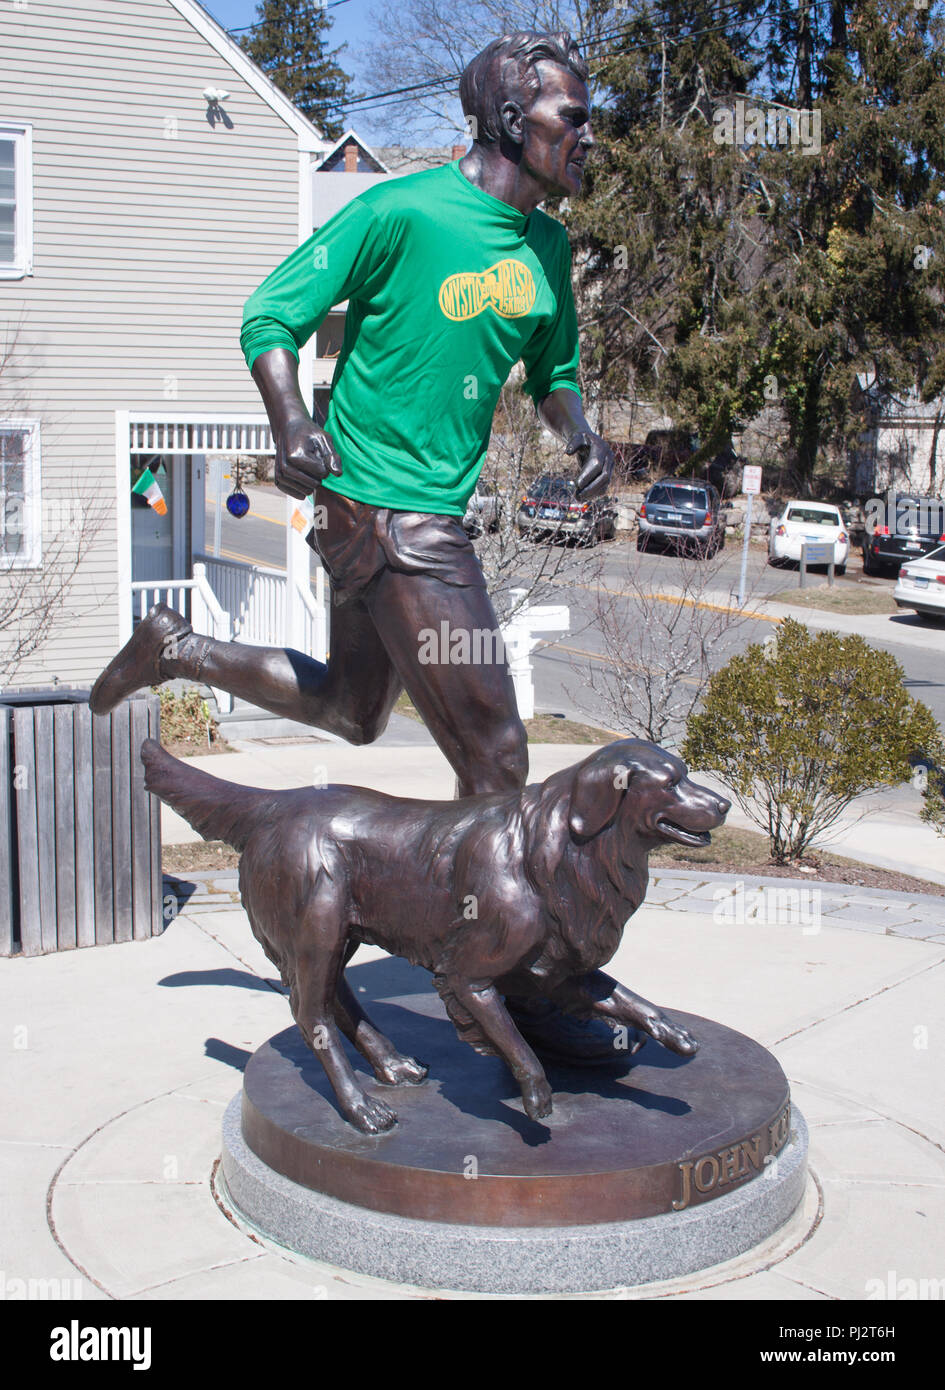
[654,816,712,848]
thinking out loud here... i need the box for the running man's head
[460,32,593,198]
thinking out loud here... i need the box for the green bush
[155,686,221,752]
[681,619,945,863]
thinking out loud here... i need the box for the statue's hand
[567,431,614,502]
[274,416,343,500]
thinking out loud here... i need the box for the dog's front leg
[445,976,553,1121]
[554,971,699,1057]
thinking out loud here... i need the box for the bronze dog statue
[144,737,729,1134]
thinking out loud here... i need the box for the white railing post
[192,562,233,714]
[500,594,570,723]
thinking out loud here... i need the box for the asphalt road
[536,537,945,735]
[208,487,945,735]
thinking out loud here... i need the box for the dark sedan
[862,496,945,575]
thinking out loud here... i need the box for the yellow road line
[649,591,780,623]
[552,575,781,624]
[215,545,285,569]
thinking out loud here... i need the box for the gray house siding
[0,0,314,686]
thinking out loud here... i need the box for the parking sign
[742,465,762,494]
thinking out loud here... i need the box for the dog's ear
[568,752,633,840]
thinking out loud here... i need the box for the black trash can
[0,687,162,956]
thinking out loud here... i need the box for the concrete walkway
[3,748,943,1299]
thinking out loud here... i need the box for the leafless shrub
[573,545,764,745]
[0,495,110,687]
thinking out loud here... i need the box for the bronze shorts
[307,484,487,604]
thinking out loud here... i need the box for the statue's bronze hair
[460,31,589,147]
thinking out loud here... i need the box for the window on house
[0,423,41,567]
[0,125,33,278]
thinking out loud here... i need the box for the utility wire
[225,0,351,32]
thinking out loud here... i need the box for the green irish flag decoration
[132,467,168,516]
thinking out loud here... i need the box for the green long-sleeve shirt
[241,159,582,516]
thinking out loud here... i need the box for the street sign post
[737,466,763,606]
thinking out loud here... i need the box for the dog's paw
[346,1093,398,1134]
[522,1077,554,1122]
[375,1054,429,1086]
[649,1016,699,1057]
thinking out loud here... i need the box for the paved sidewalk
[3,857,943,1301]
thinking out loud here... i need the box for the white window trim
[0,122,34,280]
[1,419,42,569]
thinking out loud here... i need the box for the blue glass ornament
[226,487,250,519]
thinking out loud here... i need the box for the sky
[202,1,375,110]
[201,0,464,144]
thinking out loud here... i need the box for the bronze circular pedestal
[240,976,792,1228]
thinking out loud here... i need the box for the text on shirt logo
[438,259,536,321]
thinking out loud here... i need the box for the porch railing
[130,564,233,714]
[194,553,328,662]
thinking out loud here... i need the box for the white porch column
[114,410,132,643]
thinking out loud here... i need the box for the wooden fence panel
[2,693,162,954]
[130,698,151,941]
[148,696,163,938]
[72,704,95,949]
[12,708,41,956]
[33,705,58,955]
[0,706,13,955]
[92,709,114,945]
[54,705,77,950]
[109,700,133,944]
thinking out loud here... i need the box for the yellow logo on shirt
[438,259,536,321]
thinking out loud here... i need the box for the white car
[768,501,850,572]
[894,543,945,620]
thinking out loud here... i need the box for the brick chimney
[451,144,466,160]
[344,141,358,173]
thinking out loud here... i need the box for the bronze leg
[333,972,428,1086]
[164,595,404,745]
[443,978,553,1121]
[552,971,699,1057]
[361,569,528,797]
[289,920,398,1135]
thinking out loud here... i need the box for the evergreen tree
[570,0,945,487]
[755,0,945,482]
[240,0,352,139]
[569,0,773,465]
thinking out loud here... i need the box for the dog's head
[567,739,730,849]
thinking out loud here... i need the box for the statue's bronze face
[516,62,593,199]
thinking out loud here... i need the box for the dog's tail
[141,738,272,852]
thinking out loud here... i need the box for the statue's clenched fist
[274,416,343,500]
